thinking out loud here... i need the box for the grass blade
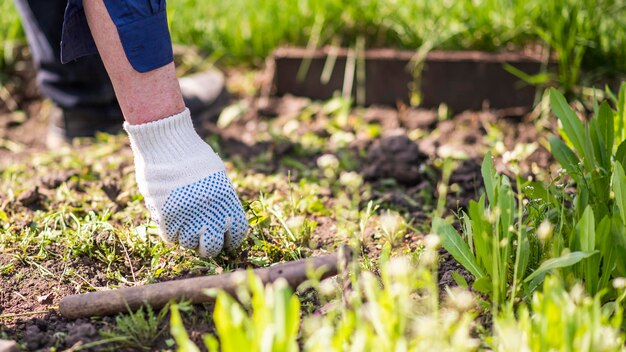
[616,141,626,168]
[613,161,626,224]
[549,136,583,185]
[515,234,530,286]
[433,217,485,279]
[550,89,585,153]
[576,206,599,294]
[577,206,595,252]
[451,271,469,288]
[597,101,614,161]
[597,216,616,293]
[618,83,626,145]
[524,251,598,283]
[170,303,201,352]
[481,152,497,205]
[549,88,595,171]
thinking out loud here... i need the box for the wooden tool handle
[60,249,351,319]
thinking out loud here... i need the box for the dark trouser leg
[13,0,117,110]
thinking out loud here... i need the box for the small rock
[36,292,54,304]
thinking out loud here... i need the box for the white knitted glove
[124,108,248,257]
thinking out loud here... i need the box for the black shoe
[46,104,124,148]
[46,69,229,148]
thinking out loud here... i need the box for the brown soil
[0,252,214,351]
[0,255,111,350]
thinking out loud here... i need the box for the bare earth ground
[0,63,557,350]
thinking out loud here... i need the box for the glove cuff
[124,108,214,163]
[124,108,225,210]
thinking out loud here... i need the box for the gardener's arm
[79,0,248,257]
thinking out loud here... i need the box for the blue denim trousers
[13,0,174,110]
[61,0,173,73]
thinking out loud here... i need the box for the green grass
[98,303,170,350]
[494,276,626,351]
[434,83,626,317]
[0,0,24,64]
[165,0,626,85]
[0,0,25,89]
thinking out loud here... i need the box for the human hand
[158,170,248,257]
[124,108,248,257]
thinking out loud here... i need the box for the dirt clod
[363,134,427,184]
[40,171,75,189]
[17,186,45,209]
[64,322,97,346]
[24,324,50,350]
[101,180,121,202]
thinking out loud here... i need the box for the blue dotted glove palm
[124,109,249,257]
[161,171,248,257]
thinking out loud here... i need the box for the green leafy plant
[434,153,519,309]
[170,272,301,352]
[549,87,626,289]
[433,154,592,310]
[99,303,170,351]
[549,87,626,219]
[435,85,626,311]
[493,275,626,352]
[211,275,300,352]
[170,243,478,351]
[303,245,478,352]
